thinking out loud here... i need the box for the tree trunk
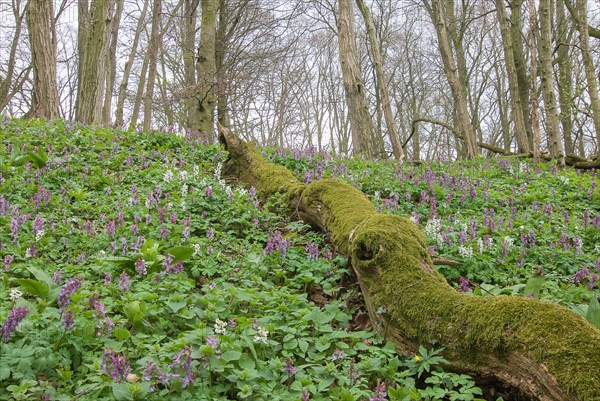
[538,0,565,167]
[574,0,600,158]
[142,0,161,131]
[496,0,530,153]
[182,0,200,131]
[0,1,26,111]
[26,0,60,119]
[102,0,124,125]
[193,0,218,138]
[114,0,149,127]
[338,0,382,158]
[556,0,575,156]
[218,127,600,401]
[509,0,534,148]
[529,0,541,165]
[76,0,114,125]
[355,0,404,160]
[426,0,477,159]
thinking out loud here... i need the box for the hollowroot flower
[1,306,29,342]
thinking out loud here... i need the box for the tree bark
[75,0,114,125]
[426,0,477,159]
[26,0,60,119]
[538,0,565,167]
[102,0,124,125]
[355,0,404,160]
[509,0,534,147]
[142,0,161,131]
[556,0,575,156]
[114,0,149,127]
[574,0,600,157]
[496,0,530,153]
[0,0,26,111]
[218,127,600,401]
[193,0,219,138]
[338,0,382,158]
[529,0,541,165]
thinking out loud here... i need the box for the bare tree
[538,0,565,166]
[26,0,60,119]
[423,0,478,159]
[338,0,383,158]
[114,0,149,127]
[495,0,530,153]
[355,0,404,159]
[76,0,115,124]
[573,0,600,157]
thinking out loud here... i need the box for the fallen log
[218,127,600,401]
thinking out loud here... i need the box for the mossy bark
[218,127,600,401]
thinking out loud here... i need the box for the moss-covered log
[218,127,600,401]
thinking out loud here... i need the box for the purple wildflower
[102,348,130,383]
[206,228,215,240]
[589,275,598,289]
[135,259,147,275]
[62,310,75,331]
[306,242,319,259]
[118,272,130,292]
[332,349,345,362]
[57,277,84,312]
[160,225,168,241]
[572,268,591,283]
[106,220,116,238]
[3,255,14,271]
[458,277,471,292]
[284,357,297,375]
[1,307,29,342]
[205,186,213,198]
[103,272,112,285]
[264,231,291,257]
[369,379,387,401]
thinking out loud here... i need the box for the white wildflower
[193,165,199,176]
[9,288,22,301]
[409,215,419,223]
[181,184,188,198]
[179,170,189,181]
[214,318,228,334]
[374,190,381,199]
[25,248,32,258]
[254,326,268,344]
[163,169,174,182]
[477,238,484,253]
[424,218,442,238]
[458,245,473,259]
[503,236,514,249]
[214,162,223,179]
[192,243,201,257]
[35,229,45,242]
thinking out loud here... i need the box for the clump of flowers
[57,277,84,312]
[1,306,29,342]
[264,231,291,257]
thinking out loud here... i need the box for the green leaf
[15,279,48,298]
[114,328,131,341]
[111,382,133,401]
[222,350,242,362]
[167,301,187,313]
[585,295,600,329]
[25,266,54,288]
[523,275,544,299]
[238,354,255,370]
[163,246,194,262]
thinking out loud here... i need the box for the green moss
[348,214,600,401]
[222,135,600,401]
